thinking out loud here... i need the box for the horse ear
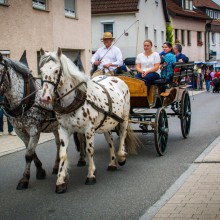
[0,53,3,63]
[57,47,62,57]
[40,48,45,56]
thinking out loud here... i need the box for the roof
[91,0,139,14]
[193,0,220,10]
[167,0,210,20]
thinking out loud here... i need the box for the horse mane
[40,52,88,92]
[3,57,31,76]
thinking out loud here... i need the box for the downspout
[205,19,213,61]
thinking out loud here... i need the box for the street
[0,91,220,220]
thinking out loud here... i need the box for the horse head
[39,48,63,104]
[40,48,87,106]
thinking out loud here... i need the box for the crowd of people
[195,64,220,92]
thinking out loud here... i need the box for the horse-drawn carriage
[116,61,194,156]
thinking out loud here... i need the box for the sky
[212,0,220,5]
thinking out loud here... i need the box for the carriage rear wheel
[180,91,191,138]
[154,107,169,156]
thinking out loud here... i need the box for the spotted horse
[40,48,138,193]
[0,53,86,190]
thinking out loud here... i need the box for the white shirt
[91,45,123,72]
[136,52,161,75]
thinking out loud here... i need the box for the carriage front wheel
[180,91,191,138]
[154,108,169,156]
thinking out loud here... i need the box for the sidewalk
[140,90,220,220]
[0,127,54,157]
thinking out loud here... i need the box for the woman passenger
[135,39,161,93]
[161,42,176,81]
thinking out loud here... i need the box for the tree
[166,23,173,44]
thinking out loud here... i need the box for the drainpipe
[205,19,213,61]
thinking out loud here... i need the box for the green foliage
[166,23,173,44]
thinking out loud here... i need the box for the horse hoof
[118,159,126,166]
[52,168,58,175]
[36,168,46,179]
[85,177,96,185]
[55,183,67,194]
[77,160,86,167]
[16,181,29,190]
[107,165,117,171]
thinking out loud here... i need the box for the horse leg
[17,133,43,190]
[104,131,117,171]
[55,127,70,194]
[52,130,60,174]
[85,130,96,185]
[116,121,128,166]
[74,133,86,167]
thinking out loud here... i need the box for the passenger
[160,42,176,82]
[91,32,123,78]
[173,43,189,63]
[135,39,161,94]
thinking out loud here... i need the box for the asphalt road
[0,91,220,220]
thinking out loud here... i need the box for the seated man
[173,43,189,63]
[90,32,123,78]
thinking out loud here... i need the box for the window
[0,50,10,58]
[214,11,218,19]
[103,23,113,35]
[161,31,165,45]
[181,30,185,45]
[187,30,191,45]
[197,31,203,46]
[210,10,213,18]
[65,0,76,18]
[211,32,216,45]
[184,0,193,10]
[154,29,157,47]
[33,0,47,10]
[175,29,180,43]
[145,26,149,40]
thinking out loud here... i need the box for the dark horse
[0,53,85,190]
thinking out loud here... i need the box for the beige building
[0,0,91,75]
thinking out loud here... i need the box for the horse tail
[125,123,142,154]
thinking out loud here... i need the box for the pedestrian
[135,39,161,94]
[91,32,123,78]
[204,68,211,92]
[0,96,16,136]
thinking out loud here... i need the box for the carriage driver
[91,32,123,78]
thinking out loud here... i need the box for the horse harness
[43,61,124,130]
[0,58,37,117]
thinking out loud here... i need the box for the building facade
[0,0,91,75]
[91,0,169,59]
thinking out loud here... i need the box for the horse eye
[55,70,58,74]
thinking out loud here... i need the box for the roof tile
[91,0,139,14]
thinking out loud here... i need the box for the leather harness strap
[87,81,124,131]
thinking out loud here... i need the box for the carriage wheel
[154,108,169,156]
[180,91,191,138]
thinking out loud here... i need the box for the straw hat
[101,32,115,41]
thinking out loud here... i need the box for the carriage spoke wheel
[180,91,191,138]
[154,108,169,156]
